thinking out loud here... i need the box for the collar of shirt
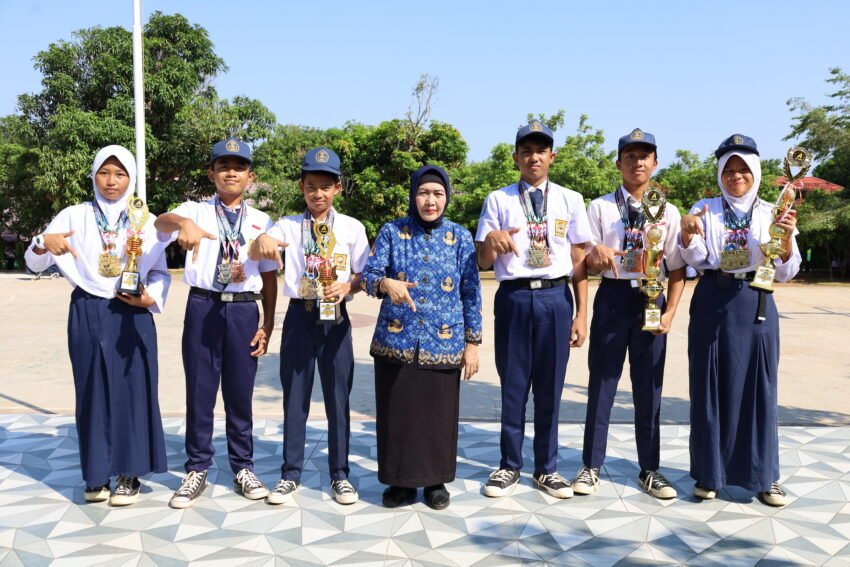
[619,185,642,210]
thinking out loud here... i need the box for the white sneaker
[758,482,788,507]
[572,466,600,495]
[483,468,520,498]
[694,483,717,500]
[109,476,140,506]
[331,479,359,505]
[267,479,300,505]
[170,470,208,509]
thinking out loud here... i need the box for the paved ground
[2,272,849,425]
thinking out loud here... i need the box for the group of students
[26,121,799,512]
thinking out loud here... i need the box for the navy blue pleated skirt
[67,287,167,486]
[688,273,780,492]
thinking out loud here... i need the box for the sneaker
[267,479,300,505]
[483,468,520,498]
[694,483,717,500]
[169,470,208,509]
[534,472,574,499]
[572,466,601,495]
[758,482,788,507]
[331,479,359,505]
[638,470,677,499]
[84,483,110,503]
[234,468,269,500]
[109,476,140,506]
[382,485,416,508]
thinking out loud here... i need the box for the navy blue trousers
[280,300,354,482]
[68,288,167,486]
[494,282,573,475]
[689,273,779,492]
[182,293,259,474]
[582,279,666,471]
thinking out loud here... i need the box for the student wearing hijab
[25,145,170,506]
[361,165,482,510]
[679,134,800,507]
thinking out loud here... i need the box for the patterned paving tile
[0,415,848,565]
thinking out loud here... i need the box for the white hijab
[717,150,761,215]
[91,145,137,225]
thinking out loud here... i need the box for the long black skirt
[374,357,460,488]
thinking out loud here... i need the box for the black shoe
[424,484,450,510]
[483,468,520,497]
[109,476,141,506]
[382,485,416,508]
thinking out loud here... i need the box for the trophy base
[642,307,662,331]
[117,271,141,295]
[317,300,342,325]
[749,266,776,292]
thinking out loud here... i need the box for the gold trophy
[750,147,811,292]
[314,222,342,324]
[640,187,667,331]
[117,196,149,295]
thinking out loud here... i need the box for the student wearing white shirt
[476,121,592,499]
[251,147,370,506]
[155,138,279,508]
[25,145,171,507]
[574,129,686,499]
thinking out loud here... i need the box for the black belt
[705,269,756,282]
[500,276,569,290]
[189,287,262,303]
[600,277,643,289]
[702,270,769,321]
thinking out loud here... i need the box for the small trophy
[117,196,149,295]
[314,222,342,324]
[639,187,667,331]
[750,147,811,292]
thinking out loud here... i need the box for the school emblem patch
[733,135,743,145]
[333,253,347,271]
[530,121,543,132]
[316,150,330,163]
[442,231,456,245]
[630,129,644,141]
[226,140,240,152]
[555,219,568,238]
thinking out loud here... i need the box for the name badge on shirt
[554,219,568,238]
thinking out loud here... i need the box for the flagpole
[132,0,146,201]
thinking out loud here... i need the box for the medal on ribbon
[213,197,247,286]
[92,200,127,278]
[518,180,552,268]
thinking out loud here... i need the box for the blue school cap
[210,138,252,165]
[515,120,555,147]
[618,128,657,158]
[715,134,759,159]
[302,147,341,176]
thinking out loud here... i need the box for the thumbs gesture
[486,227,521,257]
[43,231,80,260]
[380,278,418,312]
[250,233,288,269]
[174,219,217,263]
[589,244,627,278]
[681,205,708,238]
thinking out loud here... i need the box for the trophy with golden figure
[314,221,342,324]
[750,147,811,292]
[639,187,667,331]
[117,196,149,295]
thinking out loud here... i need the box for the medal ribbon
[517,179,549,246]
[721,198,754,251]
[214,196,246,262]
[92,200,128,254]
[615,189,646,251]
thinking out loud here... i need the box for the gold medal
[527,246,551,268]
[621,249,644,273]
[98,252,122,277]
[229,260,245,283]
[299,275,317,299]
[719,249,751,272]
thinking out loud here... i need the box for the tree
[0,12,275,240]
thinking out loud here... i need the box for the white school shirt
[475,181,593,281]
[679,196,801,282]
[24,203,171,313]
[587,186,686,281]
[162,198,278,292]
[266,210,370,300]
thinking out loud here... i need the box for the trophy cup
[314,222,342,324]
[750,147,811,292]
[117,196,149,295]
[639,187,667,331]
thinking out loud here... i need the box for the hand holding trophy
[640,187,667,331]
[750,147,811,292]
[118,196,149,295]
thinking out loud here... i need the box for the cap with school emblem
[715,133,759,159]
[618,128,657,158]
[210,137,252,165]
[302,146,341,176]
[516,120,554,147]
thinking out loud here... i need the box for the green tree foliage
[0,12,275,238]
[549,114,620,202]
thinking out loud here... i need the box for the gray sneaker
[234,468,269,500]
[331,479,359,505]
[170,470,208,509]
[109,476,140,506]
[267,479,300,505]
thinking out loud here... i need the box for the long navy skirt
[688,273,780,492]
[67,287,167,486]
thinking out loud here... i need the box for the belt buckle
[630,279,640,288]
[221,292,234,302]
[529,279,543,290]
[734,272,747,280]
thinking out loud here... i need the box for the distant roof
[776,176,843,192]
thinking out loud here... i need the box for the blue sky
[1,0,848,166]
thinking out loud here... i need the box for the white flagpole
[132,0,146,201]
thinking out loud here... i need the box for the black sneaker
[424,484,450,510]
[234,468,269,500]
[483,468,520,497]
[109,476,140,506]
[572,466,600,495]
[267,479,300,505]
[382,485,416,508]
[534,472,573,499]
[170,470,208,509]
[331,479,359,505]
[84,483,110,503]
[639,470,676,499]
[758,482,788,507]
